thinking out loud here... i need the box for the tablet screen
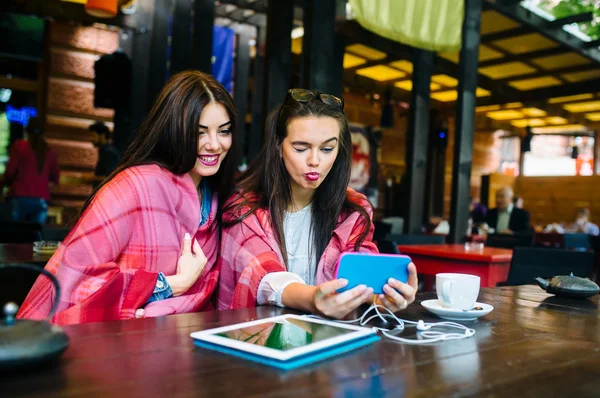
[215,318,354,351]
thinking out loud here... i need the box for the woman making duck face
[18,71,239,324]
[219,89,418,319]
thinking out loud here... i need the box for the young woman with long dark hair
[218,89,417,319]
[18,71,240,324]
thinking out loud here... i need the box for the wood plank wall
[44,21,118,224]
[515,176,600,227]
[482,174,600,228]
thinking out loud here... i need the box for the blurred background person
[90,121,120,187]
[469,196,487,224]
[567,208,599,236]
[3,117,59,224]
[485,187,530,234]
[468,197,487,235]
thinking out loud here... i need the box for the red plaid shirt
[217,188,378,310]
[17,165,220,324]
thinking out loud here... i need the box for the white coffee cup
[436,273,480,310]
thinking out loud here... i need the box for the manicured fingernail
[338,278,348,286]
[389,278,398,284]
[184,233,191,240]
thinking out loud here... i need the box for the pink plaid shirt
[217,188,378,309]
[17,165,220,324]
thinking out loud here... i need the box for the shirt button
[135,309,145,318]
[156,281,164,289]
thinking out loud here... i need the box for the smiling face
[281,116,340,200]
[188,102,233,186]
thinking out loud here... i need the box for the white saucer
[421,299,493,321]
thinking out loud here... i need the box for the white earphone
[306,299,476,345]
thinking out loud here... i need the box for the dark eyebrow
[198,121,232,129]
[291,137,338,146]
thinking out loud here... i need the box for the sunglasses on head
[283,88,344,110]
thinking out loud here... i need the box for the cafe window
[522,135,594,176]
[497,133,520,176]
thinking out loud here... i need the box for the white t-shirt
[496,204,514,233]
[257,203,316,307]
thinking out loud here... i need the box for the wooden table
[0,243,53,266]
[3,286,600,397]
[398,244,513,290]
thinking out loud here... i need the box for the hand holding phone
[334,253,411,295]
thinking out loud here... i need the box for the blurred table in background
[398,244,513,291]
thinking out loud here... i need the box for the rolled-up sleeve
[257,272,306,307]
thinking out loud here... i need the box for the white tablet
[190,314,377,362]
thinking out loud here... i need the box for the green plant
[537,0,600,40]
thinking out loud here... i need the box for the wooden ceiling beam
[494,62,597,83]
[478,47,569,68]
[486,0,600,64]
[481,26,531,43]
[336,20,521,104]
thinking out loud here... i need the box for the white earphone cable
[304,298,476,345]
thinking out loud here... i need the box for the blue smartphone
[334,253,411,294]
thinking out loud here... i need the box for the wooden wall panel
[481,174,600,228]
[43,21,119,215]
[344,92,381,125]
[51,184,94,198]
[47,78,113,119]
[46,138,98,169]
[50,48,98,80]
[46,115,110,142]
[50,23,119,54]
[515,176,600,227]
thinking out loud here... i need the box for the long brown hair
[26,118,48,174]
[223,97,371,268]
[81,70,240,214]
